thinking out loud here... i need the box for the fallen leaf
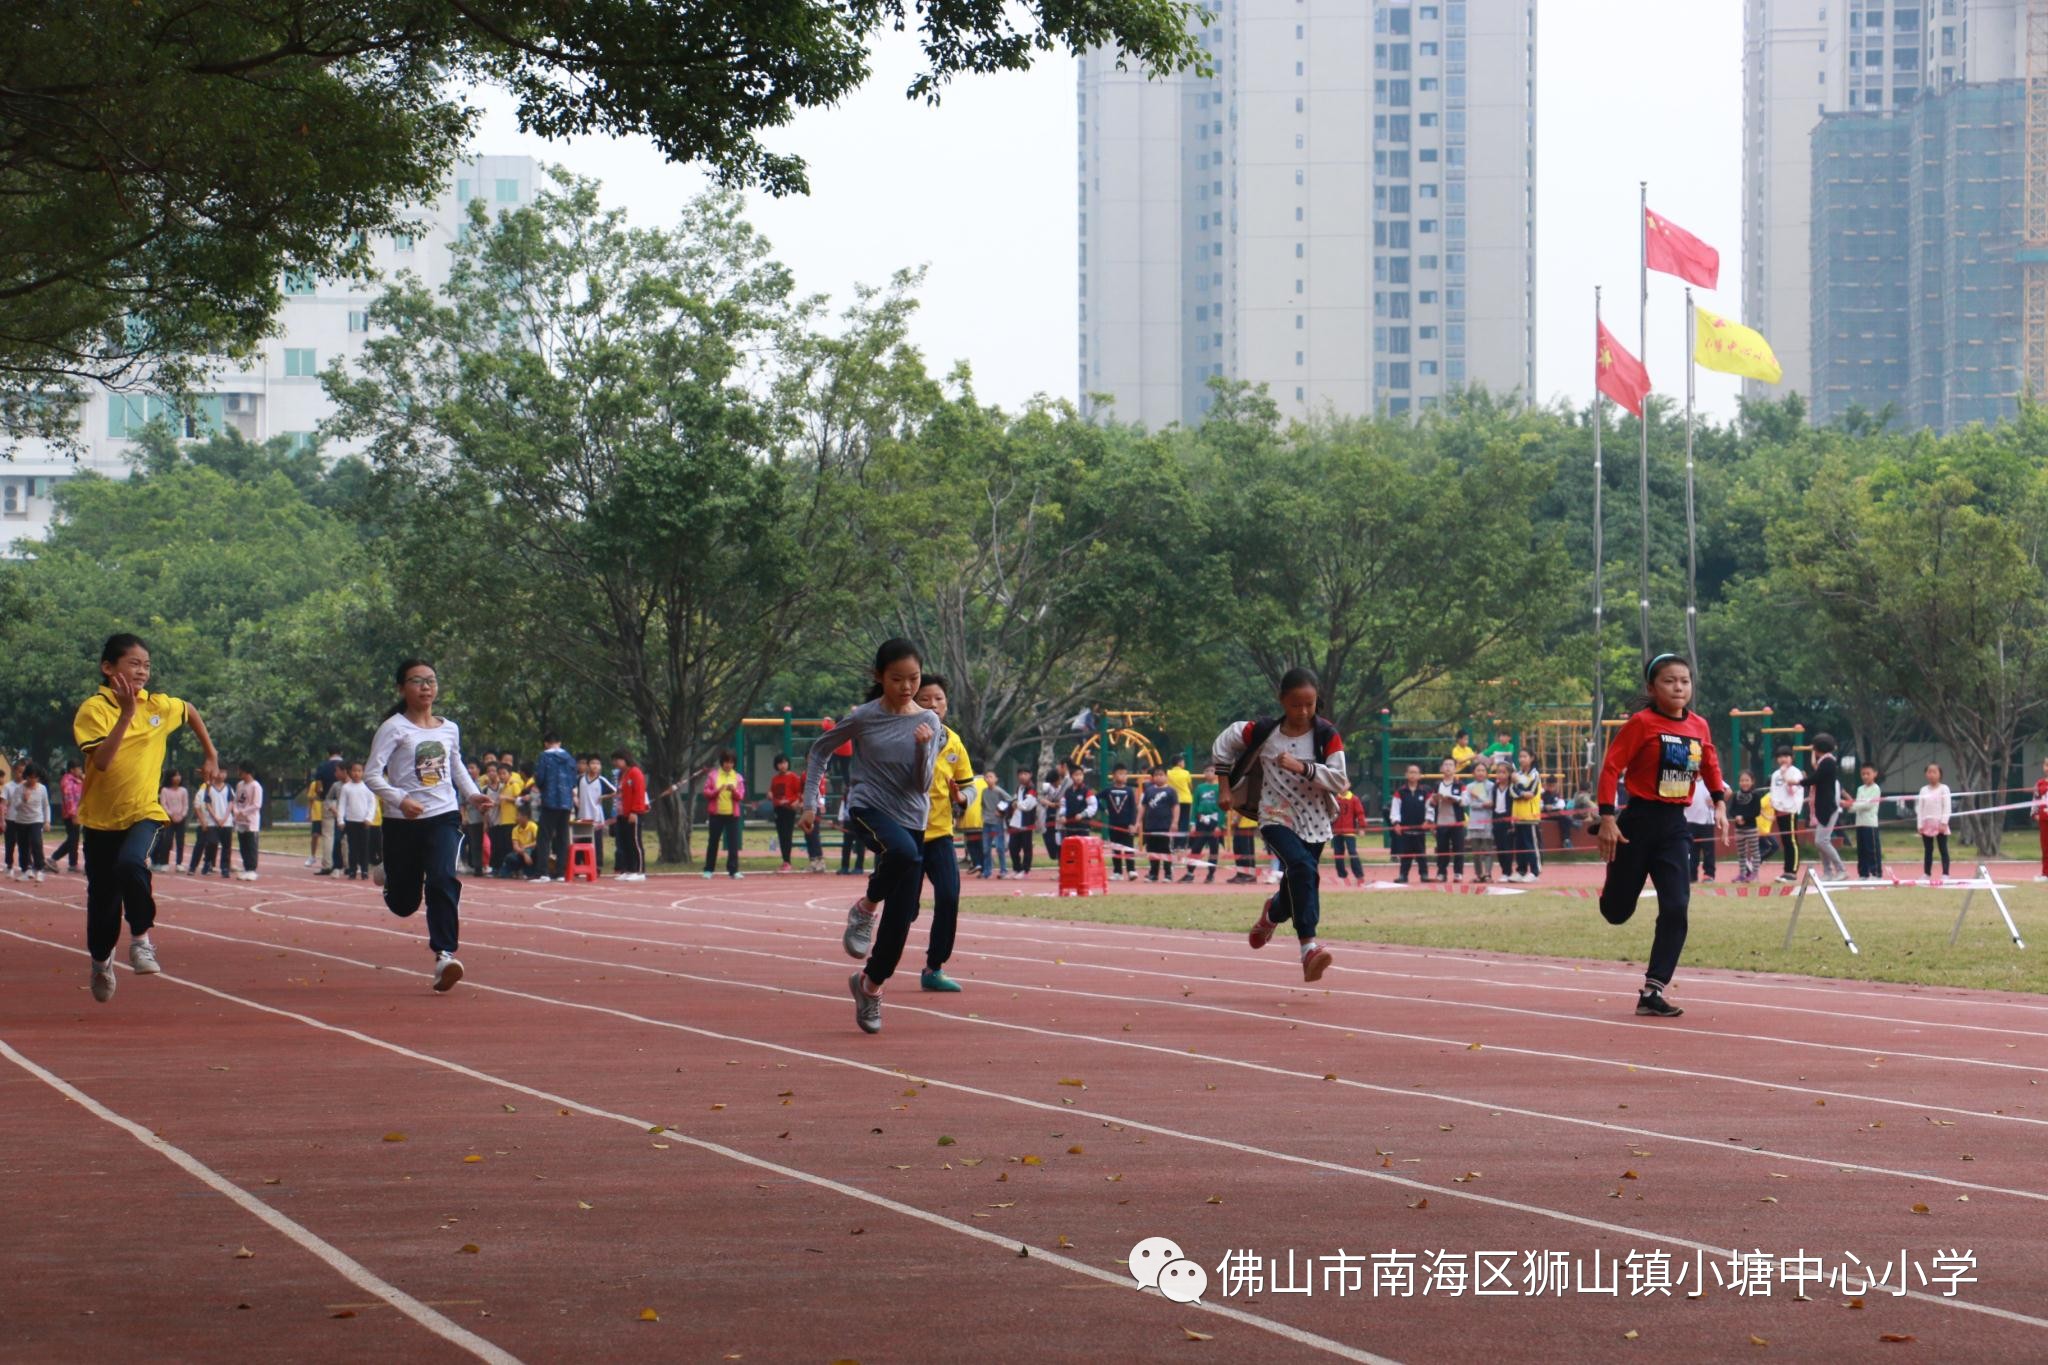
[710,1103,726,1112]
[1407,1198,1429,1210]
[1814,1100,1826,1107]
[989,1201,1016,1209]
[577,1201,593,1210]
[1751,1335,1768,1347]
[1183,1327,1214,1341]
[262,1178,281,1186]
[1760,1196,1778,1204]
[1058,1235,1074,1247]
[638,1308,659,1322]
[1453,1171,1483,1183]
[234,1247,255,1260]
[558,1108,571,1116]
[1910,1203,1930,1215]
[1439,1125,1454,1132]
[381,1133,407,1143]
[1621,1170,1639,1180]
[889,1165,911,1171]
[849,1228,863,1236]
[651,1143,670,1150]
[1068,1146,1085,1155]
[1021,1155,1043,1166]
[458,1244,479,1254]
[1957,1195,1970,1202]
[1322,1073,1337,1081]
[1623,1329,1639,1341]
[208,1065,230,1072]
[647,1125,665,1135]
[1106,1174,1123,1182]
[1058,1078,1086,1087]
[331,1309,356,1319]
[463,1155,483,1164]
[1205,1194,1223,1204]
[937,1136,957,1147]
[1846,1298,1865,1310]
[1467,1042,1483,1051]
[781,1090,796,1098]
[960,1158,984,1167]
[1879,1334,1917,1344]
[1631,1148,1652,1157]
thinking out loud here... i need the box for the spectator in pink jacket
[700,749,746,879]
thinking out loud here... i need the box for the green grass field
[961,884,2048,995]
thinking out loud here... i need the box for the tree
[325,173,895,859]
[1186,384,1574,739]
[1,1,1202,445]
[1772,422,2048,853]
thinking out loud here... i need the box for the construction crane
[2023,0,2048,398]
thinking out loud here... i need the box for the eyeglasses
[403,676,438,687]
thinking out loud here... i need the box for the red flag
[1595,320,1650,416]
[1644,208,1719,289]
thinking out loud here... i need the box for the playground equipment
[1066,709,1165,791]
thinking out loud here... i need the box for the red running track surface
[3,867,2045,1363]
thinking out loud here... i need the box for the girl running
[361,658,494,992]
[73,633,222,1002]
[800,639,943,1034]
[1595,653,1728,1019]
[1214,667,1348,982]
[1914,763,1952,880]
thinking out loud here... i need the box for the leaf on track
[1750,1335,1768,1347]
[1407,1199,1429,1210]
[234,1246,255,1259]
[1068,1146,1085,1155]
[1205,1194,1223,1204]
[463,1155,483,1164]
[578,1201,594,1210]
[1621,1170,1639,1180]
[1057,1235,1074,1248]
[1021,1155,1043,1166]
[937,1136,957,1147]
[1467,1042,1483,1051]
[1622,1329,1638,1341]
[458,1243,479,1254]
[1879,1334,1916,1344]
[381,1133,407,1143]
[1910,1203,1930,1214]
[331,1309,356,1319]
[638,1308,659,1322]
[1453,1172,1482,1183]
[1182,1327,1214,1341]
[1058,1078,1086,1087]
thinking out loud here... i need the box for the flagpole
[1592,286,1606,756]
[1637,180,1652,668]
[1683,288,1700,677]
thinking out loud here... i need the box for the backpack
[1226,716,1340,819]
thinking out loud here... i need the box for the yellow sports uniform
[1166,763,1194,807]
[305,780,324,822]
[923,728,975,842]
[497,771,526,825]
[73,687,187,830]
[708,768,742,817]
[512,820,538,851]
[958,778,986,832]
[1512,768,1544,823]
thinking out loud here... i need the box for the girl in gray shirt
[801,639,943,1035]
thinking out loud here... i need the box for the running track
[2,869,2044,1362]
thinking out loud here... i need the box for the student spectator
[1060,767,1097,844]
[1684,771,1719,883]
[190,770,233,880]
[701,749,746,879]
[1914,763,1952,880]
[957,766,988,879]
[337,761,376,879]
[1850,764,1885,880]
[1006,770,1038,877]
[531,735,578,882]
[1140,764,1178,881]
[461,760,489,875]
[1165,754,1194,858]
[1331,782,1368,885]
[1041,766,1070,864]
[769,753,805,874]
[1450,729,1477,775]
[153,770,190,870]
[1388,764,1431,884]
[1768,749,1805,883]
[609,750,650,882]
[231,762,264,881]
[1489,758,1517,881]
[4,764,50,882]
[492,756,525,882]
[1188,764,1223,883]
[1509,752,1544,881]
[1726,771,1763,883]
[1228,805,1259,883]
[1431,758,1466,882]
[1461,767,1495,884]
[1101,764,1139,880]
[50,760,86,874]
[495,815,539,878]
[978,768,1011,879]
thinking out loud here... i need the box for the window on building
[1295,96,1304,112]
[1420,111,1437,126]
[1420,361,1439,376]
[284,348,317,377]
[1390,185,1410,213]
[1296,61,1304,75]
[1295,278,1304,292]
[1420,325,1437,339]
[283,271,315,296]
[1388,362,1411,388]
[1420,78,1438,93]
[393,231,416,253]
[1389,8,1409,34]
[1295,206,1304,221]
[1420,148,1438,162]
[1297,23,1304,37]
[1389,257,1410,283]
[1419,291,1438,304]
[1296,314,1304,329]
[1388,328,1410,354]
[1390,43,1410,70]
[456,178,473,203]
[348,311,369,333]
[495,178,519,203]
[285,432,315,454]
[1295,351,1305,366]
[1295,387,1305,400]
[1419,219,1438,234]
[1389,293,1411,319]
[1420,255,1439,270]
[1295,134,1305,149]
[1296,242,1305,257]
[1295,169,1305,185]
[1894,7,1917,30]
[1420,5,1438,17]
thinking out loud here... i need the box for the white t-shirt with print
[1770,764,1805,817]
[1211,722,1349,843]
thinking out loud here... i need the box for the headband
[1644,652,1681,682]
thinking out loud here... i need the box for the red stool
[1058,835,1108,897]
[566,842,598,883]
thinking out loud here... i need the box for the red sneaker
[1248,897,1277,950]
[1302,945,1333,982]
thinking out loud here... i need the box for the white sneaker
[33,870,44,883]
[730,871,745,879]
[2034,875,2048,883]
[433,953,464,993]
[6,869,17,881]
[91,959,116,1002]
[128,938,161,975]
[302,856,317,868]
[701,871,714,879]
[371,862,386,887]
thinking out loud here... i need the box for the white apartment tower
[1079,1,1536,429]
[1,155,537,553]
[1741,0,2019,404]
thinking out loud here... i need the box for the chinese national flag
[1645,208,1720,290]
[1595,320,1650,416]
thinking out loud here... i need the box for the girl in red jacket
[1595,653,1728,1019]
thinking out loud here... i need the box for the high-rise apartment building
[1742,0,2019,406]
[1,155,536,554]
[1078,1,1536,429]
[1810,79,2023,430]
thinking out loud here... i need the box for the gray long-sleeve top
[802,698,944,832]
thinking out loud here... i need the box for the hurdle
[1951,864,2027,950]
[1782,867,1860,954]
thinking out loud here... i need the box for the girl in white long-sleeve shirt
[1914,763,1953,879]
[362,657,493,992]
[1213,667,1350,983]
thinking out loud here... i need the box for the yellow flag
[1693,305,1782,384]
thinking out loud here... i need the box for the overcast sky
[469,1,1748,422]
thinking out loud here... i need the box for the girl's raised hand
[109,672,139,711]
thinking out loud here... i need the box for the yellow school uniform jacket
[74,686,187,830]
[923,727,975,842]
[497,771,526,826]
[958,778,986,832]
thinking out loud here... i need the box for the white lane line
[0,928,1391,1365]
[522,895,2048,1055]
[461,893,2048,1083]
[127,907,2048,1203]
[24,918,2041,1336]
[0,1034,524,1365]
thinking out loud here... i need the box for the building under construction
[1810,78,2026,432]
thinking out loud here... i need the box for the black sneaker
[1636,989,1683,1018]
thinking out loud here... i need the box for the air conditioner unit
[222,393,257,414]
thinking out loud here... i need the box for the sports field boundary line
[0,1034,525,1365]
